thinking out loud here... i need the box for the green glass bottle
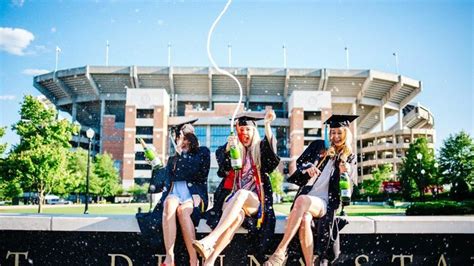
[138,138,162,169]
[339,171,351,205]
[229,132,242,170]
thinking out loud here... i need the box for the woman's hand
[339,161,350,174]
[264,110,276,124]
[303,165,321,178]
[226,134,239,152]
[307,166,321,178]
[192,194,201,208]
[175,134,184,154]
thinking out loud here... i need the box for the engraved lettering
[391,254,413,266]
[109,253,133,266]
[355,254,370,266]
[6,251,28,266]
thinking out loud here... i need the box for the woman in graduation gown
[147,119,210,266]
[264,115,358,266]
[193,110,280,266]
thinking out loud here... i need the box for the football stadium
[33,66,435,189]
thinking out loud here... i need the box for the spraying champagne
[138,138,162,169]
[229,132,242,170]
[339,161,351,206]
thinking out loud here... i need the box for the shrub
[405,200,474,215]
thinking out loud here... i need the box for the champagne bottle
[229,132,242,170]
[339,170,351,206]
[138,138,162,169]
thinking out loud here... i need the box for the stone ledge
[0,214,472,234]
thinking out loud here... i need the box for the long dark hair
[183,132,199,154]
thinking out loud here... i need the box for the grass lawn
[0,203,406,216]
[0,203,150,215]
[273,203,406,216]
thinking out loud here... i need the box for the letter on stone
[6,251,28,266]
[355,254,369,266]
[437,254,447,266]
[391,254,413,266]
[109,253,133,266]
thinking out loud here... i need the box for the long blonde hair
[327,127,353,161]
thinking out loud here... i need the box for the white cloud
[0,27,35,56]
[11,0,25,7]
[22,68,50,76]
[0,95,17,101]
[51,27,57,33]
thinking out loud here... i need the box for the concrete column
[153,105,168,161]
[289,107,304,175]
[72,102,79,145]
[398,109,403,130]
[380,106,385,131]
[122,105,137,188]
[72,102,77,121]
[351,103,358,160]
[206,125,211,148]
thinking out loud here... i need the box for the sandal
[263,251,287,266]
[192,240,214,260]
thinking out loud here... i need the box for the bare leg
[199,190,259,247]
[299,212,314,266]
[177,201,200,266]
[162,196,180,265]
[273,195,324,255]
[205,210,245,266]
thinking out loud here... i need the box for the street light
[84,128,95,214]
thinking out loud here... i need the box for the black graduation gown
[136,146,211,247]
[287,140,355,264]
[206,136,280,261]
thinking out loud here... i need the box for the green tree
[128,184,148,200]
[94,152,120,199]
[398,137,437,201]
[269,170,284,196]
[7,95,76,212]
[65,148,100,200]
[363,163,393,194]
[0,127,7,155]
[438,131,474,201]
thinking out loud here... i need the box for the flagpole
[345,47,350,69]
[55,46,61,72]
[105,40,109,66]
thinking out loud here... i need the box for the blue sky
[0,0,473,152]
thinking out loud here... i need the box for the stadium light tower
[228,43,232,67]
[168,42,172,67]
[345,47,350,69]
[105,40,109,66]
[283,44,287,68]
[393,52,399,74]
[55,46,61,72]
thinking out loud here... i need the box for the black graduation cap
[233,113,265,127]
[168,117,198,137]
[324,114,358,128]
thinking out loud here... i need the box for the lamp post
[84,128,95,214]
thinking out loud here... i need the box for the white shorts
[306,195,328,217]
[169,181,192,204]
